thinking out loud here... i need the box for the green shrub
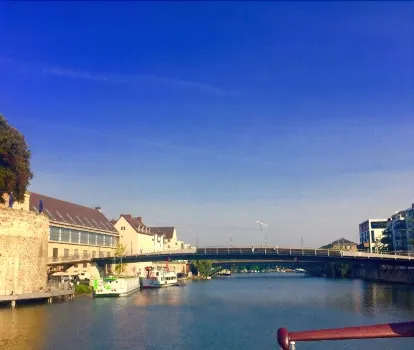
[75,284,92,294]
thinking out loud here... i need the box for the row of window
[49,226,119,247]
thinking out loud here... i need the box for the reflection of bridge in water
[47,246,414,269]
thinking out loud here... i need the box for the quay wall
[351,264,414,285]
[0,208,49,295]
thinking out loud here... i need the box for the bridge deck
[47,247,414,267]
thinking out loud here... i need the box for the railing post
[315,249,317,256]
[216,248,218,255]
[204,248,206,255]
[328,250,330,257]
[302,249,304,256]
[289,249,291,255]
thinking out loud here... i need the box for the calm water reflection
[1,274,414,349]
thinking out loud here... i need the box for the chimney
[95,206,102,213]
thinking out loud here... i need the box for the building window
[50,227,60,241]
[371,231,375,242]
[107,252,111,257]
[74,249,79,258]
[52,248,58,259]
[64,249,69,257]
[83,262,88,268]
[80,231,89,244]
[99,251,104,258]
[61,228,70,242]
[92,251,96,258]
[83,250,88,258]
[90,233,97,246]
[97,234,104,246]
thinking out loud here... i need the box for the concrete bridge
[48,246,414,268]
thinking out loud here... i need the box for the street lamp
[256,221,268,252]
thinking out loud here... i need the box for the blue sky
[1,2,413,247]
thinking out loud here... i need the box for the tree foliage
[114,243,127,274]
[380,227,393,252]
[192,260,213,278]
[0,114,33,204]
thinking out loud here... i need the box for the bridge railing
[277,321,414,349]
[195,247,343,258]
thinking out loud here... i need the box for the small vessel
[93,276,140,297]
[217,269,231,277]
[294,268,306,273]
[141,266,178,289]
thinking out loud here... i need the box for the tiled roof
[29,192,117,233]
[150,227,175,240]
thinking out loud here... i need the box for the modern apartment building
[390,203,414,252]
[359,219,387,252]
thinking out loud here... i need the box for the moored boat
[217,269,231,277]
[141,266,178,289]
[93,276,140,297]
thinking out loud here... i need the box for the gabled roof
[29,192,117,233]
[119,214,153,236]
[320,237,358,249]
[150,227,175,240]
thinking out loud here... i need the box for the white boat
[93,276,140,297]
[141,266,178,289]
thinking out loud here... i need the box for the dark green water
[1,274,414,349]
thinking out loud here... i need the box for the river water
[1,274,414,350]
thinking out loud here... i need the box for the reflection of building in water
[0,306,46,350]
[361,282,414,314]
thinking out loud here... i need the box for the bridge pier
[95,263,108,279]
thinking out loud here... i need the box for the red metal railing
[277,321,414,349]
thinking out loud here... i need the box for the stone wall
[0,208,49,295]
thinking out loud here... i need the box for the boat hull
[93,277,140,298]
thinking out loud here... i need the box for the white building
[359,219,387,253]
[113,215,164,276]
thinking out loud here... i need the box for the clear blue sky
[1,2,413,247]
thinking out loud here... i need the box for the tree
[114,242,127,274]
[380,227,393,252]
[192,260,213,278]
[0,114,33,204]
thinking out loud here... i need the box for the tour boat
[277,321,414,349]
[141,266,178,289]
[93,276,140,297]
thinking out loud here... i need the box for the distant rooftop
[320,238,358,249]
